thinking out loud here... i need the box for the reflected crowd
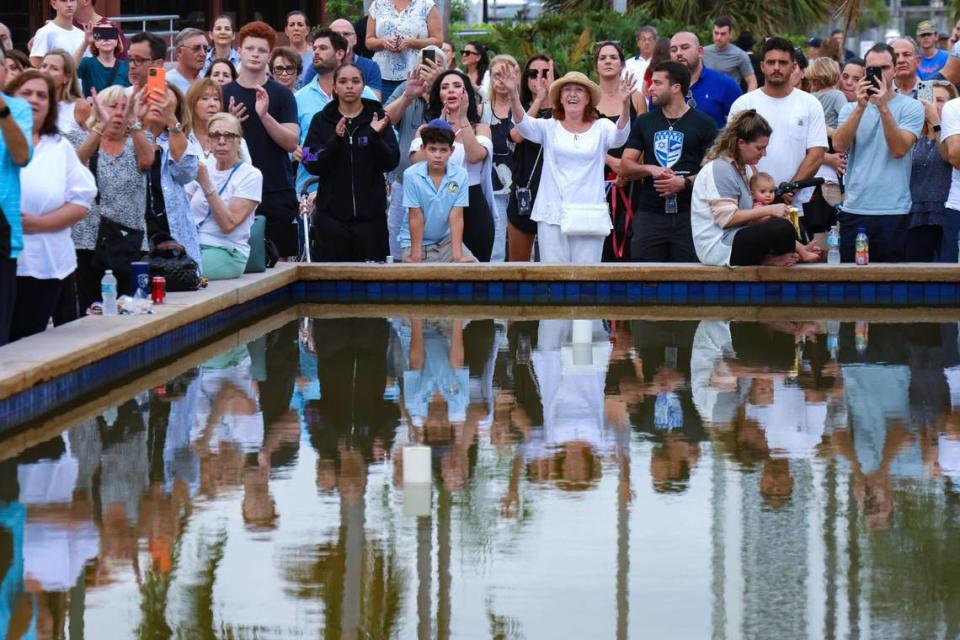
[3,315,960,637]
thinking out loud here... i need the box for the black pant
[464,185,494,262]
[75,249,103,314]
[838,212,908,263]
[10,276,63,342]
[0,258,15,347]
[53,270,80,325]
[260,190,301,258]
[312,214,388,262]
[905,225,942,262]
[730,218,796,266]
[630,210,698,262]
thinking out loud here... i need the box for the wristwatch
[0,105,10,119]
[168,121,183,134]
[683,176,693,189]
[127,121,143,134]
[933,124,942,133]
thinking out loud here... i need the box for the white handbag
[559,203,612,237]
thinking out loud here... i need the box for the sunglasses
[595,39,621,48]
[272,65,297,75]
[526,69,549,79]
[461,49,479,57]
[209,131,241,142]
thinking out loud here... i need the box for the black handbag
[148,233,200,291]
[92,216,145,283]
[802,184,838,234]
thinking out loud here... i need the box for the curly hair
[238,21,277,49]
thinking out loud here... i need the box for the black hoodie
[302,98,400,224]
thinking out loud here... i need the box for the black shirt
[222,78,298,197]
[625,108,718,215]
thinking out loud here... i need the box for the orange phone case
[146,67,165,96]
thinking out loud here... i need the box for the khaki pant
[402,236,474,263]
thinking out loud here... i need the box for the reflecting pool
[3,313,960,639]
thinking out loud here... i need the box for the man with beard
[294,28,377,194]
[729,37,827,211]
[703,16,757,91]
[669,31,741,129]
[620,61,718,262]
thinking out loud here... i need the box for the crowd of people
[5,8,960,344]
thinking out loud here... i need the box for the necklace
[663,106,690,131]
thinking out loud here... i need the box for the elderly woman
[691,110,821,266]
[187,113,263,279]
[499,66,634,264]
[39,48,91,134]
[142,83,202,268]
[6,71,96,339]
[365,0,442,98]
[72,84,153,311]
[185,78,250,161]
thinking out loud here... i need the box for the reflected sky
[3,315,960,639]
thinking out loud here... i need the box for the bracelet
[203,187,216,198]
[92,126,105,136]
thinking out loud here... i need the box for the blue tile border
[6,274,960,435]
[0,286,289,433]
[294,279,960,307]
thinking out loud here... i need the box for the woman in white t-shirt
[499,67,633,263]
[187,113,263,279]
[7,71,96,341]
[39,48,90,134]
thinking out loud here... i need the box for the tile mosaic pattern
[293,280,960,306]
[0,289,288,433]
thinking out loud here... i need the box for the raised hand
[370,112,389,133]
[618,71,638,104]
[404,67,427,99]
[335,116,347,138]
[493,64,521,95]
[227,96,249,123]
[88,86,109,124]
[254,85,270,118]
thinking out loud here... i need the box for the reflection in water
[4,316,960,637]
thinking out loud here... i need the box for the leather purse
[148,233,200,291]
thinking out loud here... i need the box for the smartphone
[93,26,118,41]
[917,79,933,103]
[421,48,436,65]
[146,66,165,96]
[865,66,883,95]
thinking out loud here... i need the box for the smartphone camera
[866,66,883,96]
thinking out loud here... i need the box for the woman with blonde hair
[39,48,90,134]
[71,84,153,311]
[691,110,821,266]
[482,53,520,261]
[185,78,250,161]
[187,112,263,279]
[804,57,848,209]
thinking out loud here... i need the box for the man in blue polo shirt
[294,28,378,194]
[0,48,33,346]
[401,120,475,263]
[670,31,741,128]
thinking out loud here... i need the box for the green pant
[201,244,248,280]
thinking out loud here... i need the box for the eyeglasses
[272,65,297,75]
[209,131,241,142]
[182,44,209,54]
[526,69,549,79]
[128,55,151,66]
[461,49,478,57]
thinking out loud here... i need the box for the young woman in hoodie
[302,62,400,261]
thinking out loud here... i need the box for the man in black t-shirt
[222,21,301,258]
[622,61,718,262]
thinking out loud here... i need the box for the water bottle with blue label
[101,270,118,316]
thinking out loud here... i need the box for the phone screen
[93,26,119,40]
[421,49,436,64]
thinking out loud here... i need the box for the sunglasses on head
[595,40,621,49]
[526,69,549,79]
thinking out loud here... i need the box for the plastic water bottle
[827,320,840,359]
[827,225,841,265]
[854,227,869,265]
[665,194,678,214]
[855,321,868,356]
[101,270,118,316]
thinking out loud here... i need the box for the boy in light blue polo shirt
[400,120,476,263]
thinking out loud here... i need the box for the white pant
[536,222,605,264]
[491,193,508,262]
[388,179,405,261]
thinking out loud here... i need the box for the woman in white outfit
[498,67,634,263]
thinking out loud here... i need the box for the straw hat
[549,71,601,108]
